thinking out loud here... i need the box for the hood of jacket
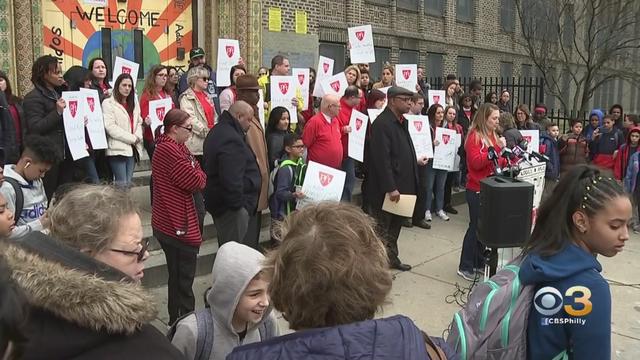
[519,243,601,286]
[625,126,640,145]
[3,232,157,335]
[208,241,273,334]
[589,109,604,127]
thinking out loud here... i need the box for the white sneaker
[425,210,432,221]
[436,210,450,221]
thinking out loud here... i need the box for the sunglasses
[110,239,149,262]
[200,77,209,81]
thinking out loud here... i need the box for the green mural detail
[0,0,10,72]
[32,0,43,58]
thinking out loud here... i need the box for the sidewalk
[147,204,640,359]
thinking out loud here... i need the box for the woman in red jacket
[457,103,506,281]
[139,65,173,160]
[151,108,206,325]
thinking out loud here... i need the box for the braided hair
[523,165,628,257]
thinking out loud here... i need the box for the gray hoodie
[171,241,278,360]
[0,165,47,239]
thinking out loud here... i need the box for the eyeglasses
[178,125,193,132]
[156,73,168,78]
[110,239,149,262]
[200,77,209,82]
[291,144,305,149]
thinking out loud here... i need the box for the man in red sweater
[337,86,362,201]
[302,94,343,169]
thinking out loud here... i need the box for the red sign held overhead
[225,45,235,58]
[323,63,330,73]
[402,69,411,80]
[121,66,132,75]
[355,31,365,41]
[330,81,341,92]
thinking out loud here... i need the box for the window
[500,0,515,33]
[500,62,513,81]
[629,81,637,112]
[521,0,555,40]
[369,47,391,83]
[521,64,533,79]
[424,0,445,16]
[399,50,419,65]
[426,53,444,83]
[457,56,474,80]
[456,0,474,23]
[397,0,419,11]
[319,43,346,73]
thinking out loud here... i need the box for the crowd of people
[0,47,634,359]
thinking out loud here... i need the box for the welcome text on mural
[75,6,161,27]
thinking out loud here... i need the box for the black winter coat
[366,108,418,209]
[22,83,66,159]
[4,232,185,360]
[0,91,19,164]
[203,110,261,217]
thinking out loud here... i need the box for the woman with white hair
[179,66,215,163]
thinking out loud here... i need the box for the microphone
[512,145,525,159]
[529,150,550,163]
[518,139,529,152]
[500,147,513,159]
[487,146,502,174]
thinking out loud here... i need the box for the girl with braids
[520,165,631,360]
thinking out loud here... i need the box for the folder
[382,194,417,218]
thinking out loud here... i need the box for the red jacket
[465,130,506,192]
[337,97,355,160]
[151,134,206,246]
[302,112,343,169]
[614,127,640,180]
[140,90,174,142]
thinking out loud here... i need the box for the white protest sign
[452,133,462,171]
[292,68,310,111]
[111,57,140,87]
[299,161,346,207]
[395,64,417,92]
[216,39,240,87]
[427,90,446,107]
[405,115,433,160]
[270,76,298,124]
[313,56,334,97]
[78,88,107,149]
[348,24,375,64]
[321,72,348,98]
[520,130,540,153]
[61,92,89,160]
[148,98,173,139]
[368,108,383,123]
[379,86,390,108]
[257,89,265,125]
[432,127,458,171]
[348,110,369,162]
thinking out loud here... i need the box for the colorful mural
[41,0,193,76]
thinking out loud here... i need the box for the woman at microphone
[457,103,506,281]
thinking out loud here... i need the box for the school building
[1,0,638,112]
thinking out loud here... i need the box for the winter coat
[102,97,143,158]
[23,83,66,159]
[502,127,523,149]
[624,152,640,193]
[464,130,507,192]
[152,134,206,247]
[3,232,185,360]
[540,131,560,180]
[178,63,221,115]
[269,158,306,219]
[171,242,279,360]
[367,108,418,210]
[180,88,213,156]
[266,130,288,171]
[245,115,270,212]
[516,121,540,131]
[558,133,589,175]
[497,100,511,114]
[457,107,473,135]
[614,126,640,180]
[0,165,47,239]
[583,109,604,141]
[203,110,261,218]
[0,91,20,164]
[226,315,457,360]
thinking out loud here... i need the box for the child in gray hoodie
[171,241,279,360]
[0,135,60,239]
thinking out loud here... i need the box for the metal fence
[546,109,590,133]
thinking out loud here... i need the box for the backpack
[4,177,23,225]
[167,308,277,360]
[267,159,306,199]
[445,259,560,360]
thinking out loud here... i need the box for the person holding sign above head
[367,87,419,272]
[457,103,507,281]
[103,73,143,188]
[88,57,112,102]
[301,94,343,170]
[372,65,394,90]
[258,55,301,115]
[23,55,73,199]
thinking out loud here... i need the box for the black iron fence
[546,109,589,133]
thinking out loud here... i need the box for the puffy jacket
[614,126,640,180]
[558,133,589,175]
[583,109,604,141]
[23,83,66,159]
[102,97,143,157]
[540,131,560,180]
[180,88,212,156]
[226,315,458,360]
[624,151,640,193]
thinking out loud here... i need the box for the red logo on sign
[413,121,422,132]
[323,63,330,73]
[442,134,451,144]
[121,66,132,75]
[156,107,166,121]
[355,118,363,131]
[524,135,532,144]
[69,100,78,118]
[330,81,340,92]
[402,69,411,80]
[279,82,289,94]
[433,95,440,104]
[298,73,305,85]
[86,97,95,112]
[355,31,365,41]
[225,45,234,58]
[319,171,334,187]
